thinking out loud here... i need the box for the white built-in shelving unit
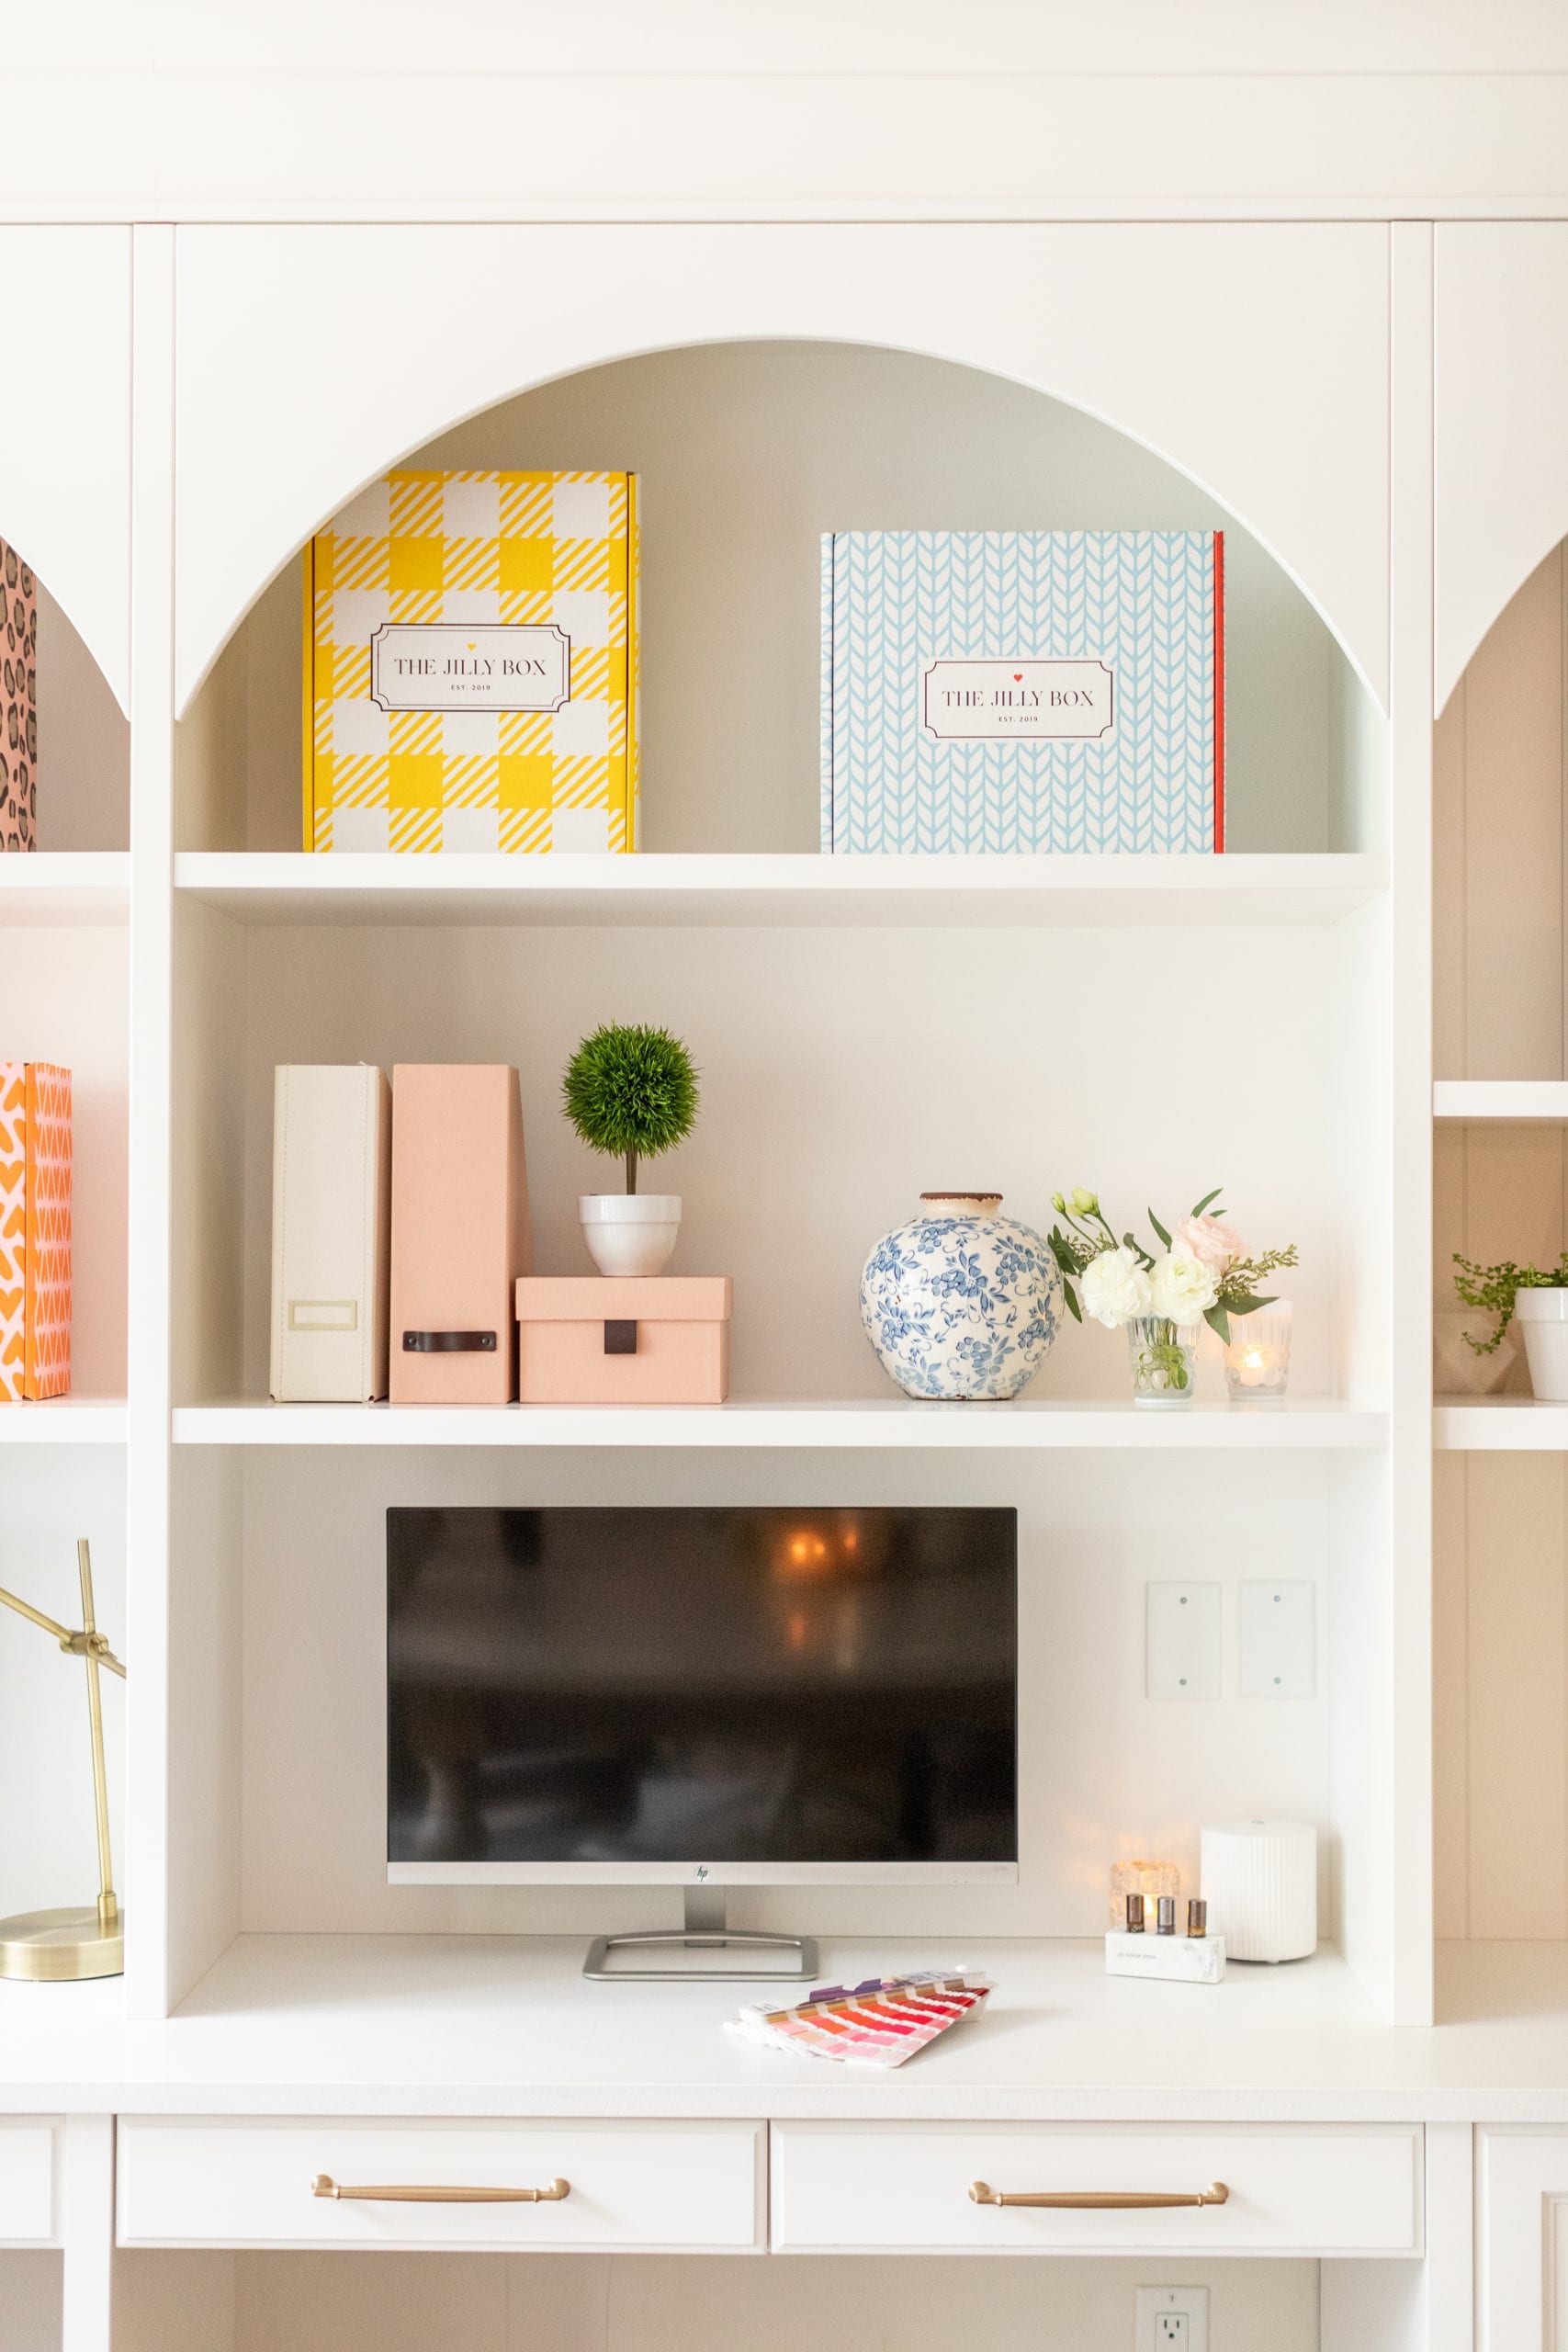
[3,221,1428,2069]
[12,170,1568,2352]
[12,28,1568,2343]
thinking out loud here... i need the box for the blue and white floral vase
[860,1193,1063,1401]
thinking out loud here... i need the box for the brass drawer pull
[970,2179,1228,2211]
[311,2174,570,2205]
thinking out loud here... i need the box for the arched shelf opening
[175,339,1384,857]
[1435,539,1568,1090]
[0,535,130,1412]
[165,335,1396,1991]
[1432,536,1568,1984]
[0,548,128,855]
[0,529,129,1941]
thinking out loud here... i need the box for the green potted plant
[561,1023,700,1276]
[1453,1251,1568,1398]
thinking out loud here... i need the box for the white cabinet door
[1436,224,1568,716]
[1477,2126,1568,2347]
[172,222,1389,714]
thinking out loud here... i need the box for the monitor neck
[682,1884,728,1942]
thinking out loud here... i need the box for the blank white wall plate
[1145,1582,1223,1701]
[1239,1577,1316,1699]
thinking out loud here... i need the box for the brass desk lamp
[0,1539,125,1981]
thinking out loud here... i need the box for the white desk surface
[3,1937,1568,2123]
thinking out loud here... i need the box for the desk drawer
[772,2122,1422,2256]
[118,2119,764,2252]
[0,2120,55,2245]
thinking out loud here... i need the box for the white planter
[1513,1286,1568,1401]
[579,1193,682,1278]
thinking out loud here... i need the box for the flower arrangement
[1047,1186,1299,1400]
[1451,1251,1568,1353]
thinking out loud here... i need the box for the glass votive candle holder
[1223,1302,1293,1402]
[1108,1857,1181,1929]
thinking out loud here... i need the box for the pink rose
[1175,1214,1244,1272]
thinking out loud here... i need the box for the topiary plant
[561,1023,700,1194]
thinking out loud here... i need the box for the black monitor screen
[388,1506,1017,1868]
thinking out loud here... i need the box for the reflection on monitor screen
[387,1506,1017,1878]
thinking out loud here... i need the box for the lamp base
[0,1906,124,1983]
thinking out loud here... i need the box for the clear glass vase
[1126,1316,1199,1407]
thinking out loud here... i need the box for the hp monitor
[388,1504,1017,1976]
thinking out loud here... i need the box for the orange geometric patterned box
[0,1061,71,1400]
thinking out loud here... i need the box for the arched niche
[0,536,130,1402]
[176,338,1382,856]
[29,564,130,852]
[1435,539,1568,1086]
[1433,543,1568,1415]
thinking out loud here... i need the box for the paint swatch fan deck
[731,1971,992,2068]
[0,1062,71,1400]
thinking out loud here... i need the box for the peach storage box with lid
[515,1276,731,1405]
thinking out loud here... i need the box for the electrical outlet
[1135,2284,1209,2351]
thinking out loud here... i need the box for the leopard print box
[0,540,38,852]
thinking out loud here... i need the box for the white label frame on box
[370,622,572,714]
[920,656,1115,742]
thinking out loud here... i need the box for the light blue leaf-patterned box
[820,530,1224,854]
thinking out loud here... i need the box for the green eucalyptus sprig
[1452,1251,1568,1354]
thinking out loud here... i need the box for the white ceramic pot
[1513,1286,1568,1400]
[579,1193,682,1278]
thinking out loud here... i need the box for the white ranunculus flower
[1079,1245,1153,1329]
[1148,1249,1221,1326]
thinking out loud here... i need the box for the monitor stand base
[583,1887,819,1983]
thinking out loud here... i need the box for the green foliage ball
[561,1023,700,1180]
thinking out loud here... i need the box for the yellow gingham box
[302,469,639,854]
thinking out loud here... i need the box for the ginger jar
[859,1192,1062,1402]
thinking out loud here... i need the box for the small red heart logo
[1012,673,1022,682]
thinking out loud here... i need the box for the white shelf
[1434,1080,1568,1120]
[0,1936,1433,2122]
[0,851,129,924]
[173,1396,1384,1449]
[0,1396,127,1443]
[5,1935,1568,2121]
[1435,1396,1568,1449]
[173,851,1388,930]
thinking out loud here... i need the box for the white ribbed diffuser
[1200,1818,1317,1962]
